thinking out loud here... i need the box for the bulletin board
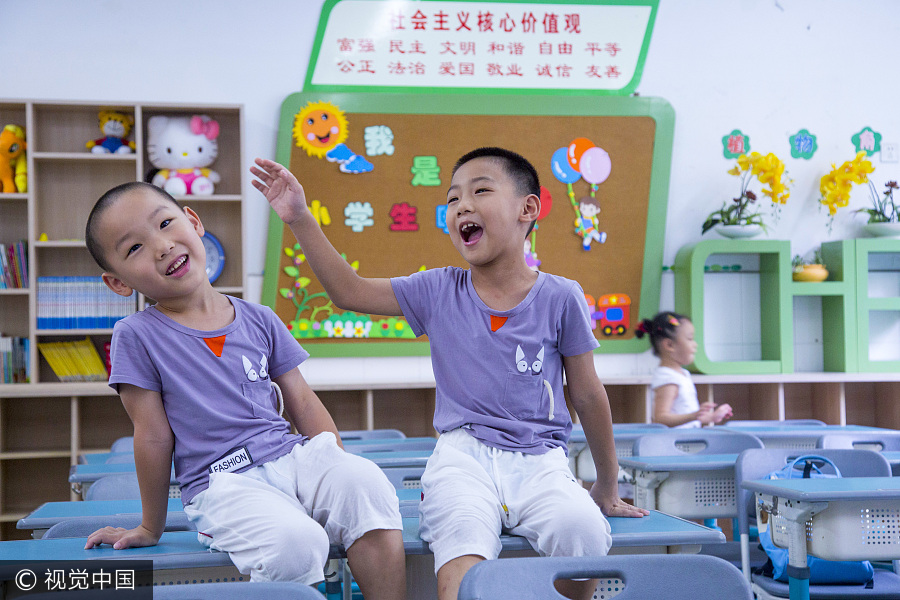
[262,92,674,357]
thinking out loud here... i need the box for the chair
[339,428,406,440]
[110,436,135,453]
[27,581,326,599]
[381,465,425,489]
[726,419,827,427]
[84,473,142,501]
[734,448,900,599]
[817,431,900,451]
[457,554,753,600]
[632,428,764,456]
[43,513,195,539]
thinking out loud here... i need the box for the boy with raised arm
[253,148,647,600]
[82,181,405,599]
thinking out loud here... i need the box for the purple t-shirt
[391,267,599,454]
[108,296,309,505]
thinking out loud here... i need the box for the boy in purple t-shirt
[253,147,647,600]
[81,182,405,599]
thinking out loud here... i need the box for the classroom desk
[17,490,425,539]
[618,454,740,519]
[742,476,900,600]
[68,464,180,499]
[571,424,666,483]
[68,451,432,500]
[0,510,723,600]
[717,424,885,450]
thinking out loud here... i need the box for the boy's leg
[419,430,505,600]
[508,448,612,600]
[437,555,483,600]
[345,528,405,600]
[284,432,406,600]
[184,470,331,583]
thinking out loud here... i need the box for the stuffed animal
[0,124,27,193]
[86,110,135,154]
[147,115,221,196]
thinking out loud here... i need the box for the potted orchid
[702,152,791,237]
[818,151,891,235]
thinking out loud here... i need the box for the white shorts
[184,432,402,584]
[419,428,612,574]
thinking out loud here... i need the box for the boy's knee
[261,520,331,583]
[543,512,612,556]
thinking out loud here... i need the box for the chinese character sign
[309,0,657,92]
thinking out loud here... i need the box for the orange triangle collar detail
[203,335,226,357]
[490,315,508,332]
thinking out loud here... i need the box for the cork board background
[262,93,673,357]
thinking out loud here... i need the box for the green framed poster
[261,92,674,357]
[304,0,659,96]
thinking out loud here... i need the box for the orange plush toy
[0,124,27,193]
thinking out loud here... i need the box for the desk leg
[765,497,826,600]
[633,470,669,511]
[740,533,751,580]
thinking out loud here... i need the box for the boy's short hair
[85,182,181,272]
[452,147,540,236]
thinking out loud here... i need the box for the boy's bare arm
[251,158,402,316]
[563,352,648,518]
[275,367,344,449]
[85,384,174,549]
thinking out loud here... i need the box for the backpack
[756,455,875,585]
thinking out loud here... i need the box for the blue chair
[734,448,900,599]
[381,465,425,489]
[817,431,900,451]
[110,436,135,453]
[28,581,326,599]
[633,428,764,456]
[343,437,436,454]
[457,554,752,599]
[726,419,827,427]
[84,473,142,501]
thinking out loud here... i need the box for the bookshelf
[0,99,245,539]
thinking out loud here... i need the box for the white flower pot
[714,224,763,239]
[863,222,900,238]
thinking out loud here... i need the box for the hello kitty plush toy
[147,115,221,196]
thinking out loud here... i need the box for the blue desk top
[69,463,177,485]
[0,510,723,573]
[720,425,885,436]
[358,450,430,468]
[19,490,423,531]
[70,452,430,484]
[618,454,739,471]
[742,476,900,501]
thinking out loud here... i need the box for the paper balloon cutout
[538,186,552,220]
[551,147,581,183]
[567,137,595,171]
[579,147,611,185]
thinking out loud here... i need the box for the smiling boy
[253,147,646,600]
[81,182,405,599]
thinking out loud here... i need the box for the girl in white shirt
[636,312,732,428]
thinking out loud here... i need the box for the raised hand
[250,158,310,226]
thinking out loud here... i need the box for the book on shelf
[37,338,108,382]
[0,241,28,289]
[0,336,29,383]
[36,276,136,329]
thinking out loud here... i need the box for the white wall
[5,0,900,381]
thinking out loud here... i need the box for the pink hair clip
[668,316,680,327]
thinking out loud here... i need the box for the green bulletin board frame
[261,92,675,357]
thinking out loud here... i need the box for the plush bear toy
[86,110,135,154]
[147,114,221,196]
